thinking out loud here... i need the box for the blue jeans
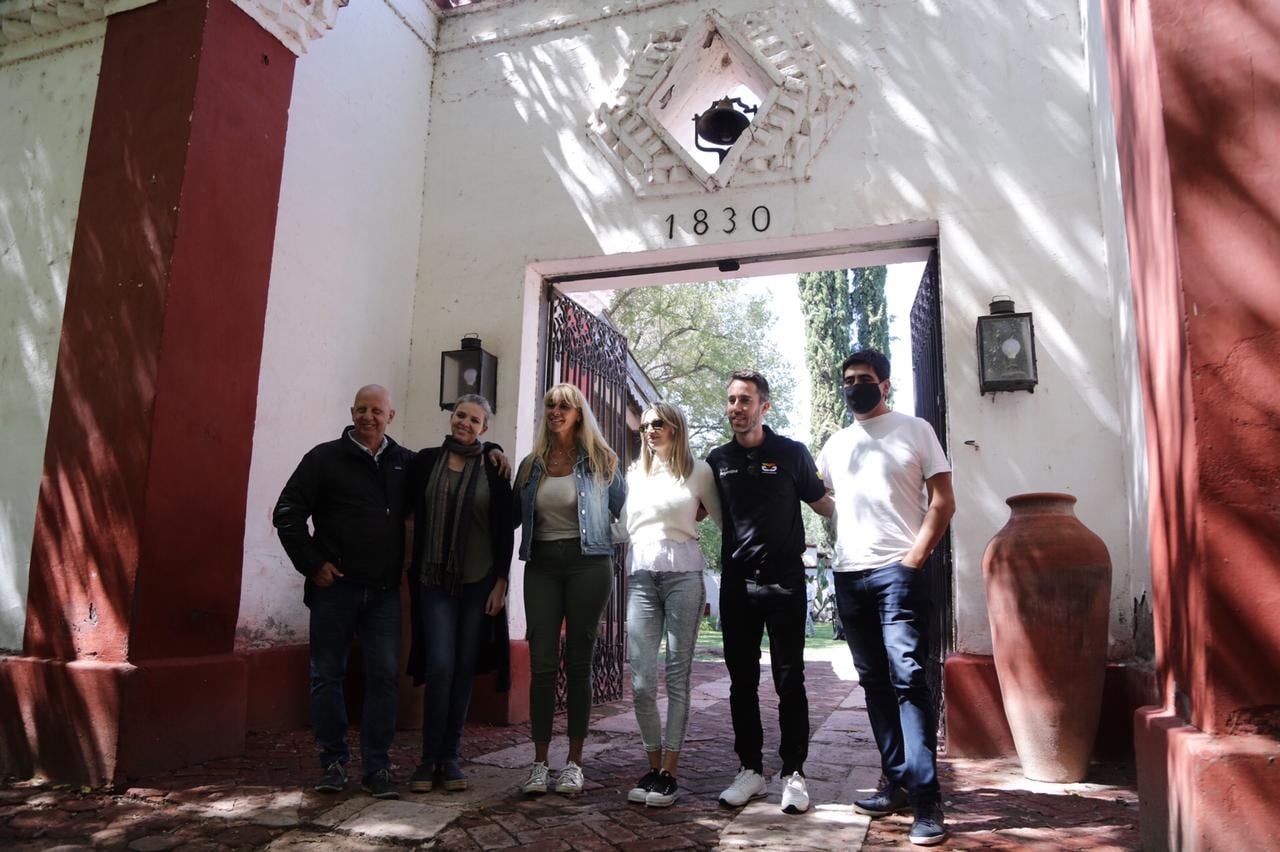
[418,579,490,764]
[309,582,401,774]
[627,570,705,753]
[834,563,939,802]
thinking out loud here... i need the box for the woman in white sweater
[619,402,722,808]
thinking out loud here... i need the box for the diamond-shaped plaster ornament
[588,7,856,196]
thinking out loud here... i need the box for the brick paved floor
[1,645,1140,850]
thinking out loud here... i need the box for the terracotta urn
[982,492,1111,782]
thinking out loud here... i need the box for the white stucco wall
[409,0,1142,656]
[0,35,105,651]
[235,0,439,649]
[1079,0,1151,659]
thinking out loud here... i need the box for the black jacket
[273,426,415,604]
[405,443,515,691]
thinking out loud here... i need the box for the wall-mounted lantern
[977,296,1038,393]
[440,334,497,411]
[693,96,757,163]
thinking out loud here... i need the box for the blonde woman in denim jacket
[513,383,626,796]
[617,402,721,808]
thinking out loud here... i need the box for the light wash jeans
[627,569,706,753]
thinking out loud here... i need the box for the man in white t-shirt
[816,350,955,847]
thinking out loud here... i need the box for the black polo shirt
[707,425,825,581]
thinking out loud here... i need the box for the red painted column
[0,0,294,784]
[1100,0,1280,848]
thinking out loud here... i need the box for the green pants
[525,539,613,742]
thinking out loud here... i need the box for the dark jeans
[525,539,613,742]
[419,579,490,764]
[834,563,939,802]
[720,571,809,776]
[309,582,401,774]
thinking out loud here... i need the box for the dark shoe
[909,801,947,846]
[853,779,911,817]
[408,762,435,793]
[314,761,346,793]
[628,768,662,804]
[441,760,467,792]
[361,769,399,799]
[645,770,679,808]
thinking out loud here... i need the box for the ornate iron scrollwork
[546,293,630,707]
[909,251,953,732]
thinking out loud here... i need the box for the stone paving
[1,644,1139,850]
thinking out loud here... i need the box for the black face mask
[844,382,882,414]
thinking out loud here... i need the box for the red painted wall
[22,0,294,663]
[1101,0,1280,733]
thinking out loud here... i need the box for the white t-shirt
[617,458,723,547]
[816,410,951,572]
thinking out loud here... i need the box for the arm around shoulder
[694,460,723,530]
[487,454,516,578]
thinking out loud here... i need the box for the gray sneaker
[521,761,550,795]
[555,761,585,795]
[909,801,947,846]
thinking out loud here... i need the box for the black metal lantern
[977,296,1038,393]
[439,334,498,411]
[693,96,758,163]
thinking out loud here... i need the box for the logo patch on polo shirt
[760,462,778,474]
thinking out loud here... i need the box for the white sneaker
[555,761,584,795]
[521,761,550,795]
[781,772,810,814]
[718,767,767,807]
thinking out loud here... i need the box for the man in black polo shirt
[708,370,833,815]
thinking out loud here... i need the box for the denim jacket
[515,450,627,561]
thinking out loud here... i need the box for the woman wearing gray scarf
[406,394,514,794]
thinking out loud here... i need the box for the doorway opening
[525,233,952,722]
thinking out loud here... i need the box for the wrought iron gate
[908,250,954,731]
[544,291,630,707]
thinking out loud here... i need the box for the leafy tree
[798,269,853,552]
[608,280,796,458]
[850,266,889,354]
[608,281,798,573]
[797,270,852,454]
[797,266,889,552]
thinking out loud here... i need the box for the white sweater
[618,458,723,546]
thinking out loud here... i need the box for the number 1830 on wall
[664,205,771,239]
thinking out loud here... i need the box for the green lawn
[694,618,844,661]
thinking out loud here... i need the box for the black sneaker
[314,761,346,793]
[441,760,467,792]
[628,768,662,804]
[645,770,679,808]
[408,762,435,793]
[361,768,399,799]
[909,800,947,846]
[853,779,911,817]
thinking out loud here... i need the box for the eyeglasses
[639,419,667,433]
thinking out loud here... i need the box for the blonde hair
[518,383,619,486]
[635,401,695,481]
